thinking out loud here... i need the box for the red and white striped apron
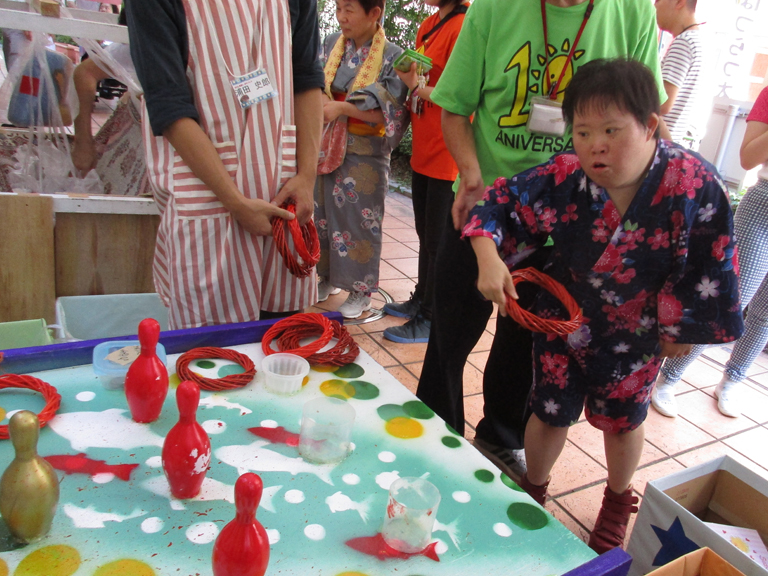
[142,0,317,329]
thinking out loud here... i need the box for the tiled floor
[309,189,768,546]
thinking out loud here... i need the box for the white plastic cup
[261,353,310,395]
[382,477,441,553]
[298,397,355,464]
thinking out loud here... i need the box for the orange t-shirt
[410,3,469,181]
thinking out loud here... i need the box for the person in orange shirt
[383,0,469,343]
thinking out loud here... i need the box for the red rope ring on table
[262,313,333,358]
[277,319,360,366]
[176,347,256,392]
[0,374,61,440]
[505,267,583,335]
[272,204,320,278]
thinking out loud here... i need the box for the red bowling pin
[212,473,270,576]
[124,318,168,423]
[162,380,211,499]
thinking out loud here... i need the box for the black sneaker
[383,314,431,343]
[383,293,421,318]
[473,437,527,483]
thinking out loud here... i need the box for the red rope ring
[176,347,256,392]
[0,374,62,440]
[505,267,583,335]
[262,313,333,358]
[272,204,320,278]
[277,319,360,366]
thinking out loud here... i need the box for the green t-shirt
[431,0,667,188]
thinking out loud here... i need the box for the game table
[0,313,631,576]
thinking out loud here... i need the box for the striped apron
[142,0,317,330]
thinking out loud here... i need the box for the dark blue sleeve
[126,0,199,136]
[290,0,325,93]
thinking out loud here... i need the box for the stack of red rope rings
[505,267,583,335]
[272,203,320,278]
[176,347,256,392]
[0,374,61,440]
[262,313,358,366]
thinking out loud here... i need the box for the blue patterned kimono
[463,141,743,433]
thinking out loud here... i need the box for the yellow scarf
[323,25,387,100]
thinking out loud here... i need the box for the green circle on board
[501,474,525,492]
[402,400,434,420]
[441,436,461,448]
[377,404,407,421]
[507,502,549,530]
[474,469,495,483]
[334,363,365,379]
[445,422,461,436]
[218,364,246,377]
[195,360,216,369]
[349,380,379,400]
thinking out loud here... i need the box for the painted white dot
[186,521,219,544]
[141,517,164,534]
[5,410,22,421]
[493,523,513,537]
[260,420,278,428]
[375,471,400,490]
[434,539,449,554]
[145,456,162,468]
[76,391,96,402]
[452,491,471,503]
[202,419,227,434]
[349,442,356,452]
[378,451,396,463]
[170,500,186,511]
[284,489,305,504]
[342,474,360,485]
[266,528,280,545]
[304,524,326,541]
[91,473,115,484]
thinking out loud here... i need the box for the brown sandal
[588,485,639,554]
[519,473,550,506]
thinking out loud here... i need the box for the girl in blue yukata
[463,58,743,554]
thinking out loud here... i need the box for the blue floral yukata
[463,141,744,434]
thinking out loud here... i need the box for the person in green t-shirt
[415,0,668,493]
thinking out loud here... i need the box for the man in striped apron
[126,0,324,329]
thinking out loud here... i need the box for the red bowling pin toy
[162,380,211,499]
[124,318,169,423]
[212,473,270,576]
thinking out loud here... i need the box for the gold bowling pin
[0,411,60,542]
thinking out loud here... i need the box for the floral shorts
[528,340,662,434]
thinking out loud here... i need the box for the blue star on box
[651,516,701,566]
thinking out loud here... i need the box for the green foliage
[729,186,747,211]
[53,35,76,46]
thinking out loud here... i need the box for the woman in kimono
[315,0,409,319]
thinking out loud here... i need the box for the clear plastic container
[261,353,310,395]
[92,340,167,390]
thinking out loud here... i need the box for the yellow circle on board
[0,406,6,422]
[319,379,356,399]
[93,559,156,576]
[731,537,750,553]
[14,545,80,576]
[168,373,181,388]
[0,557,8,576]
[312,365,337,373]
[385,416,424,439]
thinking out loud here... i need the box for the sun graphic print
[531,41,585,100]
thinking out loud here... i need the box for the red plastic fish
[345,533,440,561]
[44,453,139,481]
[247,426,299,447]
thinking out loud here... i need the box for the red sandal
[519,473,550,507]
[588,485,639,554]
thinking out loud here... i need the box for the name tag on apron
[231,69,277,109]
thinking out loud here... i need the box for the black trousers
[415,210,550,449]
[411,171,455,319]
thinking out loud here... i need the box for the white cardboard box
[626,455,768,576]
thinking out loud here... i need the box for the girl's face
[335,0,381,44]
[572,102,659,197]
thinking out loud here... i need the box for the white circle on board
[452,491,471,503]
[76,391,96,402]
[5,410,22,421]
[266,529,280,545]
[349,442,356,452]
[494,523,513,537]
[342,474,360,485]
[186,522,219,544]
[260,420,278,428]
[434,539,448,554]
[284,489,305,504]
[375,471,400,490]
[202,419,227,434]
[141,517,164,534]
[91,473,115,484]
[304,524,326,541]
[145,456,162,468]
[378,451,396,463]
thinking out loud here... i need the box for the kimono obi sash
[333,92,385,138]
